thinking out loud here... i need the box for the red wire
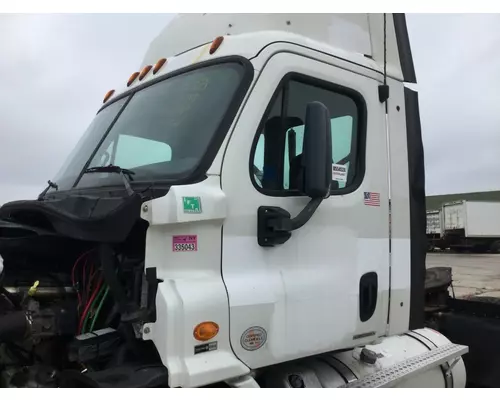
[71,249,93,287]
[87,264,96,299]
[71,249,95,312]
[78,276,103,334]
[82,258,87,301]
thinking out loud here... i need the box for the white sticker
[240,326,267,351]
[332,163,347,182]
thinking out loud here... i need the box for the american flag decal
[364,192,380,207]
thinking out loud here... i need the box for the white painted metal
[221,50,391,369]
[132,14,462,388]
[258,328,467,388]
[465,201,500,237]
[334,328,467,388]
[340,343,468,388]
[386,77,411,336]
[443,201,466,231]
[141,176,249,388]
[443,200,500,237]
[426,210,442,236]
[141,13,403,81]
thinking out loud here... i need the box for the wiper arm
[37,180,58,201]
[83,165,135,196]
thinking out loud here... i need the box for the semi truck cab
[0,14,469,388]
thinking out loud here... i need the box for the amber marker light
[153,58,167,75]
[127,72,140,87]
[103,90,115,103]
[209,36,224,55]
[193,321,219,341]
[139,65,152,81]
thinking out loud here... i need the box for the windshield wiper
[83,165,135,196]
[37,180,58,201]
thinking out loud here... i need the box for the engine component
[68,328,121,363]
[3,286,75,298]
[2,365,58,388]
[58,364,169,388]
[0,238,161,388]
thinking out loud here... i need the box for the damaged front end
[0,193,166,388]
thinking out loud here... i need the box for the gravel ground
[426,252,500,298]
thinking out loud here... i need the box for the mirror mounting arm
[257,197,324,247]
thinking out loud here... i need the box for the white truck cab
[0,14,468,388]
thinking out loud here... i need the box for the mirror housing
[257,101,333,247]
[300,101,332,198]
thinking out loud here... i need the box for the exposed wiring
[78,276,103,334]
[72,249,94,312]
[82,259,87,305]
[82,284,107,334]
[89,286,110,333]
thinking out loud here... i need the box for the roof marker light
[209,36,224,55]
[153,58,167,75]
[103,89,115,103]
[139,65,152,81]
[127,72,140,87]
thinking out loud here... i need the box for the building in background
[426,189,500,211]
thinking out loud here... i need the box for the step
[340,343,468,388]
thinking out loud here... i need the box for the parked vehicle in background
[441,200,500,253]
[426,210,446,251]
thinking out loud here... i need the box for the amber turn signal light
[193,321,219,341]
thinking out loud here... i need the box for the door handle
[359,272,378,322]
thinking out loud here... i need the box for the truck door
[220,52,390,369]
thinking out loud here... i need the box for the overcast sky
[0,13,499,204]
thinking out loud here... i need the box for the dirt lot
[427,253,500,298]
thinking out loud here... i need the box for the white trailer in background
[442,200,500,253]
[426,210,445,251]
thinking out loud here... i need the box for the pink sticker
[172,235,198,252]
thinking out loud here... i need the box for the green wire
[89,286,110,333]
[82,285,107,334]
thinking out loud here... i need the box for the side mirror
[257,101,333,247]
[301,101,332,198]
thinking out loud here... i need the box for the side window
[253,134,265,187]
[251,76,361,194]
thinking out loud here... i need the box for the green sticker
[182,196,202,214]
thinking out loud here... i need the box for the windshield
[52,61,249,192]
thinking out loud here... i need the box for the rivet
[144,327,151,334]
[142,204,148,212]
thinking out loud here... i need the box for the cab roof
[140,13,416,84]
